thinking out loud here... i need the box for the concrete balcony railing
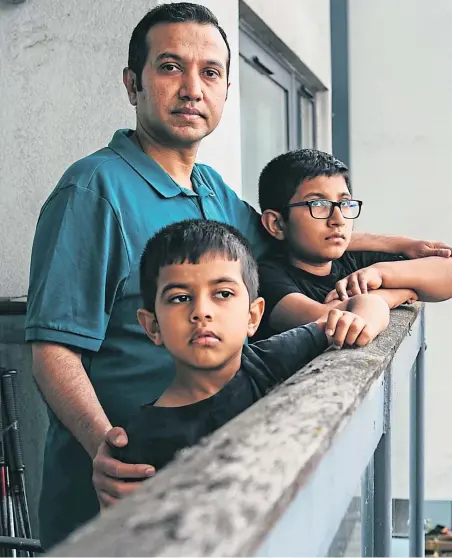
[51,303,426,557]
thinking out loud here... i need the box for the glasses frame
[285,199,363,220]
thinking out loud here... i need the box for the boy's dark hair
[258,149,350,218]
[140,219,258,312]
[128,2,231,90]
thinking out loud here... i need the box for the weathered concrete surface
[50,304,422,557]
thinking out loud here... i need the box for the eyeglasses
[286,199,363,220]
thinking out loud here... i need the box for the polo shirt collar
[108,129,209,199]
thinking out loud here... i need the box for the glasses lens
[341,200,360,219]
[310,200,332,218]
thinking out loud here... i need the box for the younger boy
[117,219,390,471]
[257,149,452,339]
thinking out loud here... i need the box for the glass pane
[299,95,315,148]
[239,56,288,209]
[328,481,362,557]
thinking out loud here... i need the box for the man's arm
[329,257,452,302]
[349,232,452,259]
[32,343,154,506]
[32,343,110,458]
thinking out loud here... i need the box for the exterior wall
[348,0,452,499]
[0,0,156,297]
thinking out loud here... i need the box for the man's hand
[402,239,452,260]
[92,426,155,509]
[324,266,383,302]
[317,309,374,348]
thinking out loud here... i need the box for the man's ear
[123,67,138,107]
[137,309,163,345]
[261,210,286,241]
[247,297,265,338]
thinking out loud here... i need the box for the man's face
[282,175,354,264]
[134,22,229,148]
[145,256,261,373]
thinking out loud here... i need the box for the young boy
[257,149,452,339]
[116,219,390,471]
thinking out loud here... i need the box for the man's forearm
[32,343,111,458]
[376,257,452,302]
[349,231,411,253]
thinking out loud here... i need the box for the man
[25,2,451,549]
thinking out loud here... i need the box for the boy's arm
[326,288,418,309]
[269,288,395,333]
[250,295,390,383]
[330,257,452,302]
[349,232,452,259]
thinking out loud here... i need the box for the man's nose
[179,71,203,102]
[190,296,213,322]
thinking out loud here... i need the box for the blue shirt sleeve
[25,185,130,351]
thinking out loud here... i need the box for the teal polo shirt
[25,129,268,549]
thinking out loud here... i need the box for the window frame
[239,22,318,151]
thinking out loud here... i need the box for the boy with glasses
[257,149,452,339]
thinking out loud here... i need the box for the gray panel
[330,0,350,166]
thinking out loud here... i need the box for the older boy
[117,219,390,470]
[257,149,452,339]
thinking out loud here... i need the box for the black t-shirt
[116,323,328,471]
[257,251,404,339]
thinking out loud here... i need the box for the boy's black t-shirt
[257,251,404,339]
[117,323,328,471]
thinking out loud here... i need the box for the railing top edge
[52,304,423,557]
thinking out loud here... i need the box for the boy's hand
[92,426,155,508]
[317,309,373,348]
[324,265,384,302]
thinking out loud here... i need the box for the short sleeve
[258,260,301,316]
[25,185,130,351]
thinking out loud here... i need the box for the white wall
[0,0,154,296]
[348,0,452,499]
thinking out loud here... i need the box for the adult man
[25,2,451,549]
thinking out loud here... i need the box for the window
[239,26,317,208]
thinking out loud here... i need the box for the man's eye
[169,294,190,304]
[204,69,220,79]
[161,64,180,73]
[340,200,352,207]
[214,291,233,299]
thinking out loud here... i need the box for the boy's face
[280,175,353,264]
[138,255,264,373]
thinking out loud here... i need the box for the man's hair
[258,149,350,218]
[140,219,259,312]
[128,2,231,90]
